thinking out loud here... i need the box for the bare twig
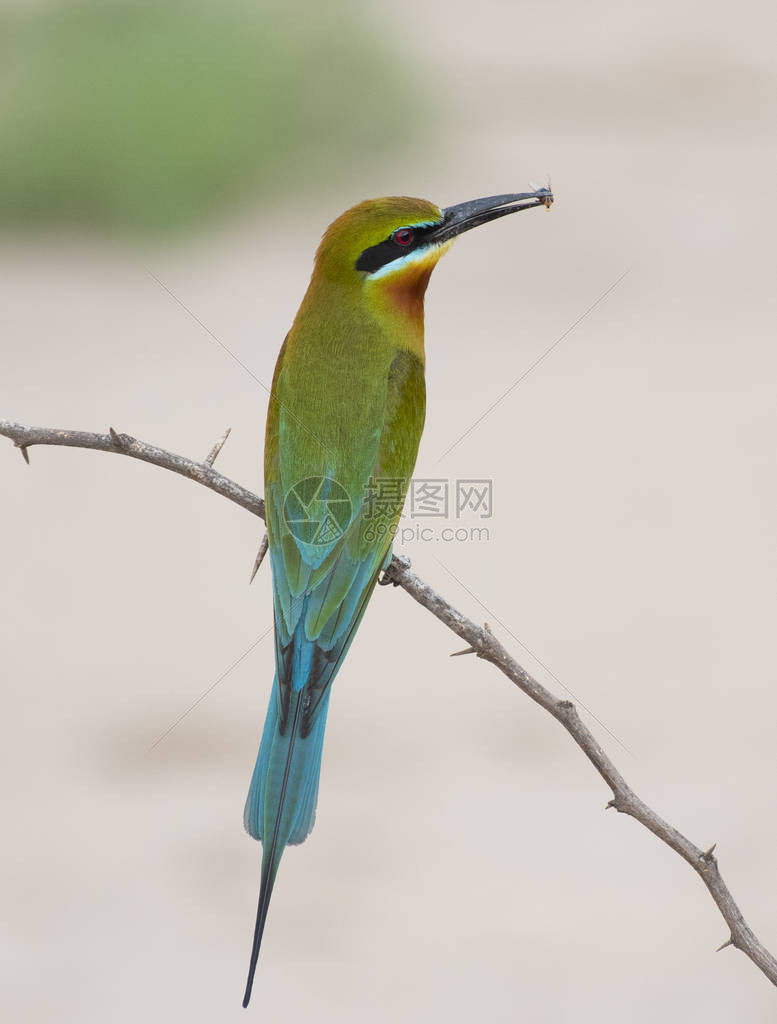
[1,417,775,988]
[379,556,777,985]
[204,426,232,467]
[0,421,263,519]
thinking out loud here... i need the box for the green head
[313,189,553,294]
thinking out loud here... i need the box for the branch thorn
[109,427,126,450]
[451,646,476,657]
[18,444,30,465]
[716,936,734,952]
[204,426,232,467]
[249,534,269,584]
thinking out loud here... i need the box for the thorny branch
[1,420,264,518]
[1,417,775,989]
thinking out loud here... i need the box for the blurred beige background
[2,0,777,1021]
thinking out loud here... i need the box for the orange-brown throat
[383,263,434,320]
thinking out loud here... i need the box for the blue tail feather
[242,679,280,841]
[243,677,331,844]
[241,674,332,1007]
[242,552,384,1005]
[288,693,330,844]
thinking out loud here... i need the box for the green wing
[264,345,425,732]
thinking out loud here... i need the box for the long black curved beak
[430,188,553,245]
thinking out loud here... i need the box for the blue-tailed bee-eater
[242,186,553,1006]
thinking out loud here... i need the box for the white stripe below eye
[365,245,443,280]
[362,219,442,280]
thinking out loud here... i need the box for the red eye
[394,227,414,246]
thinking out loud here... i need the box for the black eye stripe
[355,223,438,274]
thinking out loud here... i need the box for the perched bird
[242,188,553,1006]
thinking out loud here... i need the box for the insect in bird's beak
[529,177,554,210]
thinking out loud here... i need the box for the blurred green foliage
[0,0,422,232]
